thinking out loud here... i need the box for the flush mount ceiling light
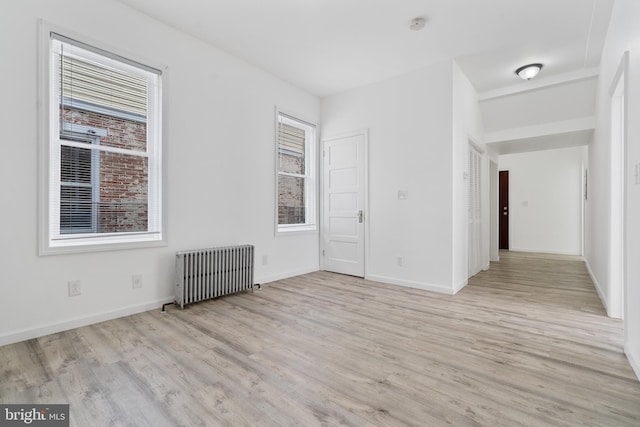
[410,17,427,31]
[515,63,543,80]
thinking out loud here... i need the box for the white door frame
[320,129,369,277]
[608,51,628,320]
[468,142,484,278]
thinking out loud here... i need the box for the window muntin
[43,32,163,253]
[276,112,316,233]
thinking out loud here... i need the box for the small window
[40,30,163,254]
[276,111,317,233]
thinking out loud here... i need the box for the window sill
[276,224,317,237]
[39,234,166,256]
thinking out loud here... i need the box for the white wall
[489,160,499,262]
[452,62,486,288]
[481,78,597,133]
[321,60,484,294]
[322,62,454,292]
[0,0,320,345]
[499,146,586,256]
[588,0,640,380]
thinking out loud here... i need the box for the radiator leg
[161,301,175,313]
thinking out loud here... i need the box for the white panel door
[322,132,366,277]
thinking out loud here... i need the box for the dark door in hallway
[499,171,509,249]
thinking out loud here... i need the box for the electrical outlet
[397,257,403,267]
[68,280,81,297]
[132,274,143,289]
[262,255,268,266]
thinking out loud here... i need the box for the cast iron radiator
[175,244,254,308]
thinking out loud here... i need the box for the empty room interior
[2,0,640,425]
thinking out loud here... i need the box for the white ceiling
[115,0,614,97]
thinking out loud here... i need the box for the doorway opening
[499,171,509,250]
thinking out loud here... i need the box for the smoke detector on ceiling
[410,17,427,31]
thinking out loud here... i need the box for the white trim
[0,297,174,347]
[366,274,456,295]
[508,247,583,256]
[275,224,318,238]
[478,68,599,101]
[609,52,630,96]
[453,278,468,294]
[585,259,608,314]
[256,266,320,285]
[51,31,161,75]
[608,51,629,320]
[468,137,485,154]
[625,344,640,382]
[485,117,595,144]
[38,20,53,257]
[59,139,149,157]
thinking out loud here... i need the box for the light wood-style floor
[2,251,639,426]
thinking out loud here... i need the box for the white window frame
[38,22,166,255]
[275,109,317,235]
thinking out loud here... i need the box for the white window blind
[43,32,163,253]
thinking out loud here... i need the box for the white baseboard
[0,297,174,347]
[585,259,608,314]
[0,267,320,347]
[453,278,468,295]
[509,247,582,256]
[625,344,640,382]
[257,266,319,285]
[366,274,455,295]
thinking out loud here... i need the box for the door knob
[357,210,364,223]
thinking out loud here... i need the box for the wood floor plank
[1,251,639,426]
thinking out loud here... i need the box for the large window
[40,30,163,254]
[276,111,316,233]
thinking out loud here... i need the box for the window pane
[62,107,147,152]
[278,152,304,175]
[98,152,149,233]
[278,175,305,225]
[60,186,93,234]
[278,123,305,173]
[61,146,92,184]
[59,55,148,152]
